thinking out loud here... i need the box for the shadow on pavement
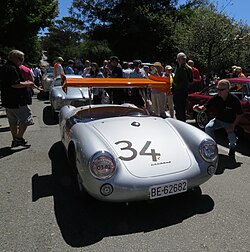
[0,126,10,133]
[214,129,250,157]
[37,91,49,101]
[43,106,58,125]
[0,146,31,159]
[32,141,215,248]
[215,154,243,175]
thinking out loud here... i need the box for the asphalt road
[0,91,250,252]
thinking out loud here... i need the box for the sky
[58,0,250,25]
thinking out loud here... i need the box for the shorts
[6,105,33,126]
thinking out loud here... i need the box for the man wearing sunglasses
[0,50,34,147]
[193,79,243,157]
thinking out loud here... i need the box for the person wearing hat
[235,66,246,78]
[65,59,75,75]
[172,52,193,122]
[82,60,91,77]
[150,62,166,116]
[230,65,238,78]
[53,56,64,77]
[163,65,174,118]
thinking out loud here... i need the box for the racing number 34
[115,140,160,161]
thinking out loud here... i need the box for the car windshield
[75,106,149,121]
[46,67,54,74]
[53,78,63,87]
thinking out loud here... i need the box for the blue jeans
[205,118,237,149]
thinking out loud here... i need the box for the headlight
[89,151,116,180]
[57,95,64,100]
[55,95,64,105]
[199,139,218,162]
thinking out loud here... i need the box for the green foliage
[0,0,58,63]
[2,0,249,76]
[80,40,112,65]
[69,0,178,62]
[173,2,250,74]
[41,18,86,64]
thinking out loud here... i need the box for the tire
[195,111,209,129]
[68,144,89,199]
[51,106,58,120]
[76,172,84,193]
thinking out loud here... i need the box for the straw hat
[152,62,164,72]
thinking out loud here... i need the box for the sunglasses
[217,88,226,91]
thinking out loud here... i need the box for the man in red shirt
[188,60,201,93]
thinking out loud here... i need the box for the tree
[0,0,58,62]
[69,0,178,62]
[173,2,250,76]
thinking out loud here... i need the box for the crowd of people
[0,49,245,156]
[52,53,201,120]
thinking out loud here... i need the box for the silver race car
[59,77,218,202]
[49,75,91,118]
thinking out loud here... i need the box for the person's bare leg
[9,123,18,140]
[16,122,27,139]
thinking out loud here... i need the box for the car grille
[70,100,89,107]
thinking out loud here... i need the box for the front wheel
[51,105,58,120]
[196,111,209,129]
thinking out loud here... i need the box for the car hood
[54,87,90,99]
[91,117,192,178]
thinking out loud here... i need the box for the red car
[186,78,250,138]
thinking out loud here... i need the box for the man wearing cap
[54,57,64,77]
[172,52,193,121]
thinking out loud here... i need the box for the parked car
[49,75,92,118]
[58,77,218,202]
[186,78,250,137]
[37,66,54,100]
[41,66,54,92]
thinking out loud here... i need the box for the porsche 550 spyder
[59,77,218,202]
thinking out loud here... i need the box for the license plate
[149,180,187,199]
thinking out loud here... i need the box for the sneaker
[11,139,19,148]
[16,138,29,146]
